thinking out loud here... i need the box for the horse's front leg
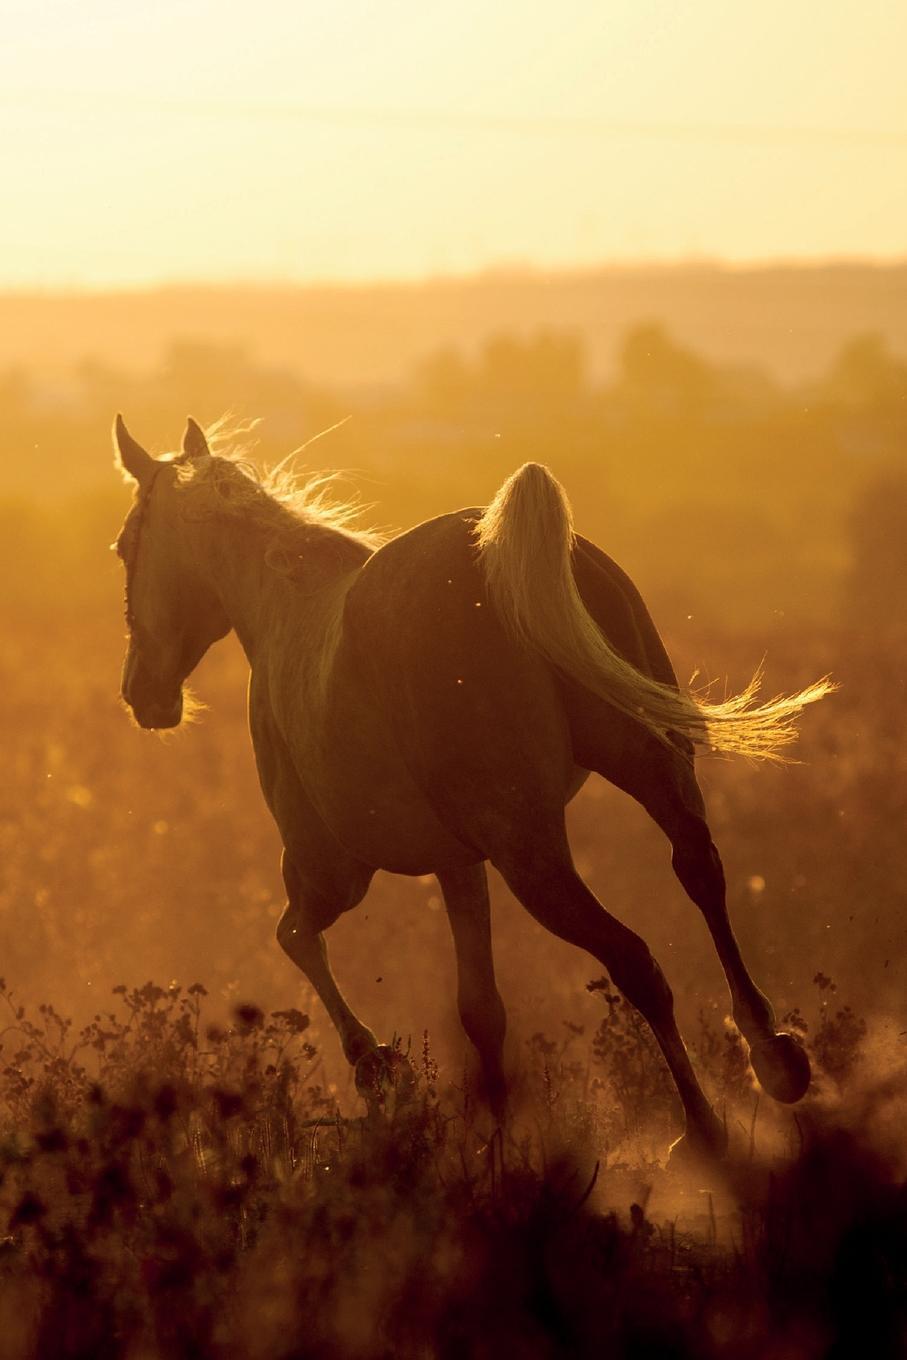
[277,851,377,1065]
[277,852,411,1113]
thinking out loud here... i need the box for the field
[2,281,906,1356]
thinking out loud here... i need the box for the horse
[111,414,832,1161]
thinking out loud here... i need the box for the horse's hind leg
[631,749,810,1104]
[437,863,508,1117]
[277,851,379,1070]
[494,829,725,1160]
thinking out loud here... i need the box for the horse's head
[113,415,230,729]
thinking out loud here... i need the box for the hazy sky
[3,0,906,287]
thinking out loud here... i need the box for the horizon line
[3,252,907,298]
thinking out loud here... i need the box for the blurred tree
[415,330,587,421]
[615,322,716,422]
[824,333,907,410]
[844,472,907,639]
[0,365,30,413]
[477,330,585,411]
[414,346,471,417]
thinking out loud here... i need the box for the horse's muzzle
[122,655,183,729]
[129,692,184,730]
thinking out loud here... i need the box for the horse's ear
[113,414,155,486]
[181,416,210,462]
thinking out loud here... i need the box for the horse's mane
[175,417,386,566]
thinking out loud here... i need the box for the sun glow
[2,0,906,287]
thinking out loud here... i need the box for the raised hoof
[354,1044,416,1115]
[749,1032,811,1104]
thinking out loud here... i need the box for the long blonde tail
[474,462,833,760]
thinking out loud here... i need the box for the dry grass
[0,976,904,1359]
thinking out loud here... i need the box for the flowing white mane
[178,416,385,555]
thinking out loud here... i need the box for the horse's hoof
[749,1032,811,1104]
[483,1071,509,1123]
[354,1044,416,1114]
[488,1091,508,1124]
[667,1131,725,1172]
[667,1115,727,1171]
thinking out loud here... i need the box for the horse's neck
[196,508,358,665]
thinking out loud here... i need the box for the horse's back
[344,509,565,752]
[346,506,672,710]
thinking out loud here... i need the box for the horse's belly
[322,787,479,876]
[308,735,589,878]
[288,706,480,876]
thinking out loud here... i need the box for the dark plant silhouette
[1,983,904,1359]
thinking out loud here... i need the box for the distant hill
[3,262,906,389]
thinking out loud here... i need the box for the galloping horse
[112,415,831,1160]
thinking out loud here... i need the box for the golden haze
[2,0,906,285]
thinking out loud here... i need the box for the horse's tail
[474,462,833,760]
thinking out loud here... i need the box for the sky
[2,0,906,287]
